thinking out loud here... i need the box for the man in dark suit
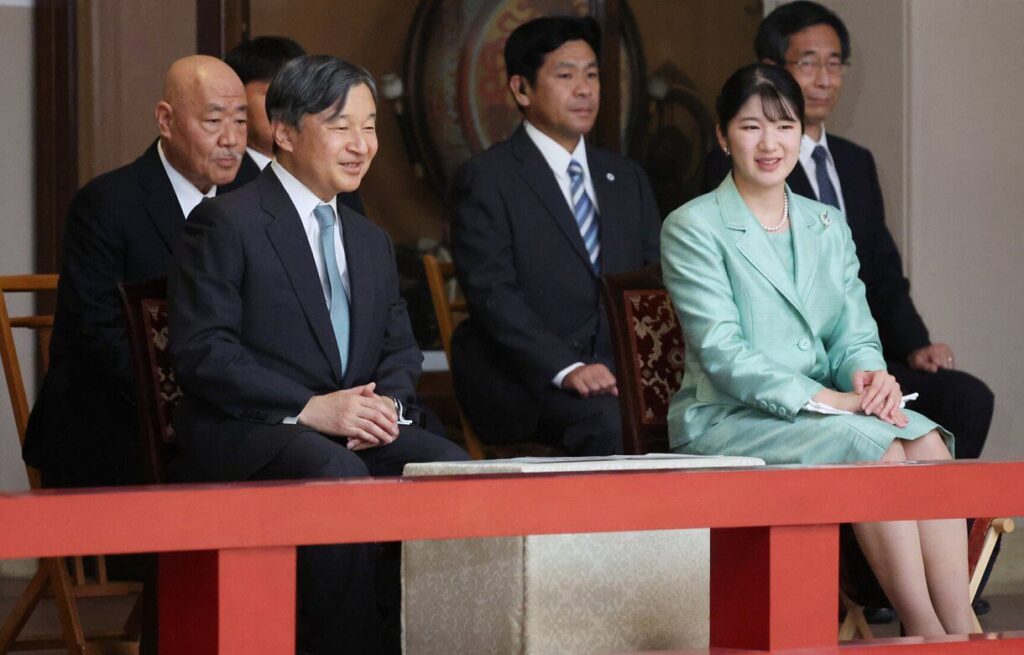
[451,16,661,455]
[169,55,466,655]
[703,0,996,618]
[23,55,250,489]
[224,35,365,214]
[703,1,993,462]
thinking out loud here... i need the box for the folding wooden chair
[422,254,562,459]
[0,274,141,654]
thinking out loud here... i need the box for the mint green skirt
[671,407,953,465]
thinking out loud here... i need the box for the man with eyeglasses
[704,0,995,622]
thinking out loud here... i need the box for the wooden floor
[1,531,1022,653]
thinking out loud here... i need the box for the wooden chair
[599,264,681,455]
[601,265,1013,639]
[118,277,178,484]
[0,274,141,654]
[422,254,562,459]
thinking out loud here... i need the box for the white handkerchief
[803,392,919,415]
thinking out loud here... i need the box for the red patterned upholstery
[623,290,685,426]
[120,277,176,483]
[602,265,682,454]
[141,298,182,444]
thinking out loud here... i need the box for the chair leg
[0,565,48,651]
[44,556,88,653]
[838,591,873,641]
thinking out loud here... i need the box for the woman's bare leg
[903,432,975,634]
[852,439,945,636]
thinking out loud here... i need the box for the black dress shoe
[863,606,895,624]
[973,597,991,616]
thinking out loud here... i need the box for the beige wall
[0,3,35,495]
[0,1,36,576]
[906,0,1024,460]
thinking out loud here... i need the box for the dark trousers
[249,424,468,655]
[888,362,994,460]
[533,389,624,456]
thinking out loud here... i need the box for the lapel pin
[606,172,615,182]
[820,210,832,227]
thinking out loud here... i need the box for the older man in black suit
[23,55,250,489]
[169,55,466,654]
[451,16,661,455]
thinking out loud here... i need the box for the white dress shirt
[522,121,599,388]
[271,160,350,302]
[157,141,216,218]
[799,127,846,214]
[246,146,272,170]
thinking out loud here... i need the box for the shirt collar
[800,125,832,163]
[157,140,216,219]
[271,160,338,220]
[246,146,272,170]
[523,120,589,179]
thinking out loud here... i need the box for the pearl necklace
[762,193,789,232]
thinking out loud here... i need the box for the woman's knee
[880,438,908,463]
[902,430,952,461]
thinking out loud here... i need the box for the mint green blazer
[661,174,945,464]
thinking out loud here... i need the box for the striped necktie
[313,204,350,374]
[811,145,841,210]
[567,159,600,273]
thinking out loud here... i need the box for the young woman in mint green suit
[661,64,974,636]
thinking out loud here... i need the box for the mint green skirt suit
[661,174,951,465]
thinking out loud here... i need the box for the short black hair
[755,1,851,64]
[225,36,306,85]
[716,63,805,130]
[504,15,601,86]
[266,55,378,152]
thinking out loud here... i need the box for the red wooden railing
[1,461,1023,654]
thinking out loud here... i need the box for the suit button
[798,338,811,351]
[769,403,778,413]
[758,401,767,409]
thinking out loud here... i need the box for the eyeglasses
[785,58,850,77]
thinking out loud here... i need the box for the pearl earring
[723,147,731,156]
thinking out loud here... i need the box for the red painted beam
[159,548,296,655]
[1,461,1022,560]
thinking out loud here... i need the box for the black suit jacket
[450,125,661,443]
[703,135,930,362]
[23,142,262,485]
[168,167,422,481]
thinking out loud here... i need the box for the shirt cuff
[552,362,585,388]
[282,415,298,424]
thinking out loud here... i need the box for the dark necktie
[812,145,841,210]
[313,204,350,374]
[567,159,600,273]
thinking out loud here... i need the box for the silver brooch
[820,211,832,227]
[606,172,615,181]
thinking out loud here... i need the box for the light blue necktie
[567,159,600,273]
[313,204,350,374]
[811,145,841,210]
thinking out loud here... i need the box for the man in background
[451,16,661,455]
[24,55,249,489]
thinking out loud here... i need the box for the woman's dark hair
[504,15,601,86]
[266,55,377,149]
[715,63,805,130]
[755,1,851,64]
